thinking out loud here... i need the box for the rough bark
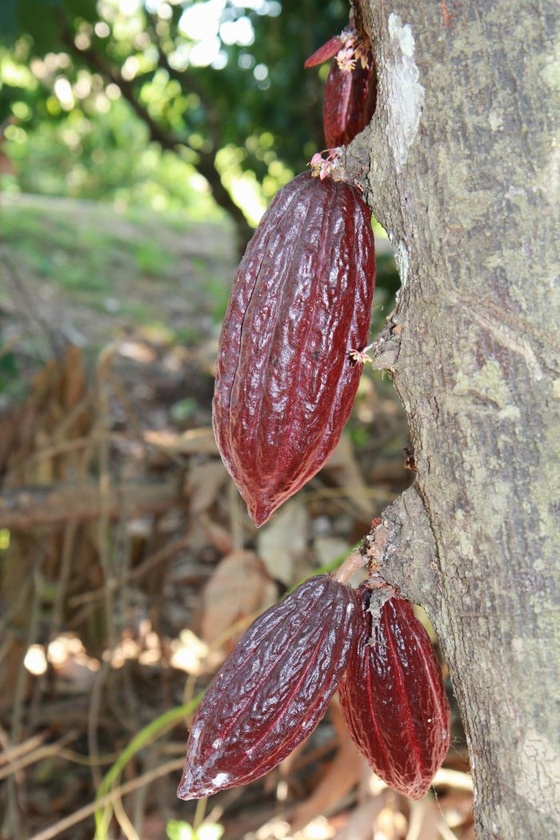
[357,1,560,837]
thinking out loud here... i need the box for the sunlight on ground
[23,622,213,683]
[24,636,100,679]
[246,816,335,840]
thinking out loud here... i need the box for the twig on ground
[26,757,185,840]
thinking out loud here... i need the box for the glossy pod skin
[339,594,451,800]
[305,24,376,149]
[323,56,376,148]
[177,575,359,800]
[212,171,376,526]
[304,34,344,69]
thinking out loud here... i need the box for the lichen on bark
[353,1,560,836]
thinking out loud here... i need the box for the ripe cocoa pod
[212,171,376,526]
[177,575,359,800]
[338,593,450,800]
[305,26,376,148]
[323,55,376,148]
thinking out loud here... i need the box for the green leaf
[94,696,203,840]
[9,0,99,52]
[166,821,194,840]
[197,824,224,840]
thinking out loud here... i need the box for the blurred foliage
[0,343,21,395]
[166,822,224,840]
[0,0,350,231]
[166,820,224,840]
[0,194,235,320]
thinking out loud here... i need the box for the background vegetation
[1,0,352,239]
[0,3,469,839]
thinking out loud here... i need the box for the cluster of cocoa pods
[178,575,450,801]
[179,1,450,811]
[212,7,377,527]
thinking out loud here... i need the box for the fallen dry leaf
[144,426,219,456]
[406,797,444,840]
[257,501,309,585]
[186,459,230,514]
[198,510,234,555]
[332,791,390,840]
[321,435,374,521]
[200,550,278,656]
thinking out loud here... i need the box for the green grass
[0,195,236,411]
[0,197,235,317]
[2,204,128,295]
[130,239,173,275]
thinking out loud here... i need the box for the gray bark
[358,1,560,837]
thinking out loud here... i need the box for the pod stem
[331,548,366,584]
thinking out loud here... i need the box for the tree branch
[58,20,253,253]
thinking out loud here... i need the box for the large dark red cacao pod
[212,171,376,526]
[323,57,376,148]
[338,593,451,800]
[177,575,359,800]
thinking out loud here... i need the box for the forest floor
[0,194,471,840]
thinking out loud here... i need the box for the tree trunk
[360,1,560,837]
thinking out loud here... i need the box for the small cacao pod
[177,574,359,800]
[338,593,450,800]
[305,26,376,148]
[323,54,376,148]
[212,171,376,526]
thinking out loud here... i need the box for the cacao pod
[177,574,359,800]
[338,593,450,800]
[305,26,376,148]
[323,55,376,148]
[212,171,376,526]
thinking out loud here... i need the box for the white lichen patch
[488,109,504,131]
[537,140,560,207]
[386,13,425,171]
[540,36,560,92]
[516,728,560,819]
[453,358,521,421]
[394,241,410,288]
